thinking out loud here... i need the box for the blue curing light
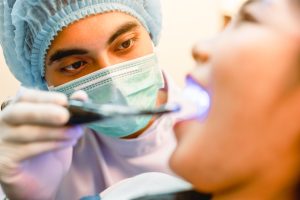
[182,76,210,119]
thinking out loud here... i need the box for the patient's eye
[239,10,257,23]
[235,2,258,26]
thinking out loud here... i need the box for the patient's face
[171,0,300,194]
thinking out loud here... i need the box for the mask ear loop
[160,72,168,93]
[151,41,168,96]
[1,99,11,111]
[41,76,53,90]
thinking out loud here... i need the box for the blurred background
[0,0,246,103]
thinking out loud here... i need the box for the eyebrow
[48,21,140,65]
[48,49,88,64]
[245,0,260,6]
[107,21,140,44]
[240,0,260,11]
[237,0,263,20]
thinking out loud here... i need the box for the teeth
[170,80,210,121]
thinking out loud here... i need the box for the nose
[192,39,214,65]
[189,39,215,90]
[94,53,120,69]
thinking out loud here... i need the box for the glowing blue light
[182,76,210,119]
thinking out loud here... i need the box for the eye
[62,61,87,73]
[240,11,257,23]
[236,6,258,24]
[117,39,134,50]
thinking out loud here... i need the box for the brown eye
[241,11,257,23]
[118,39,134,50]
[237,5,258,24]
[63,61,87,72]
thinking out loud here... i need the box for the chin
[170,149,243,194]
[169,149,210,192]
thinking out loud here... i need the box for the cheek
[213,30,272,89]
[211,28,296,114]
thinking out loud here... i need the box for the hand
[0,89,84,200]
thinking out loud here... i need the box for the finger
[14,89,68,106]
[70,90,89,102]
[22,139,78,161]
[1,140,79,163]
[2,102,70,126]
[1,125,84,144]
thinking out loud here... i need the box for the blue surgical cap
[0,0,162,89]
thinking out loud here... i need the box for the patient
[170,0,300,199]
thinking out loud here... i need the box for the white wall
[0,0,223,103]
[158,0,221,86]
[0,48,20,103]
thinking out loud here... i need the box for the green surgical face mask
[49,53,164,137]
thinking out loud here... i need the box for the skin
[45,12,154,86]
[190,38,214,89]
[170,0,300,199]
[0,12,166,199]
[45,12,167,139]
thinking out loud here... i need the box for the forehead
[243,0,300,37]
[47,12,143,48]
